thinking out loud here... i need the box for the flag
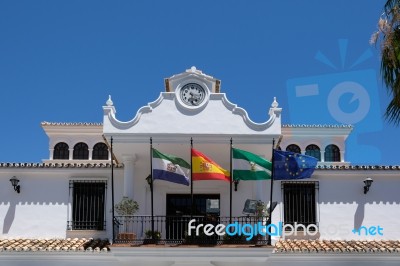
[232,148,272,180]
[273,150,318,180]
[152,148,190,186]
[191,148,230,182]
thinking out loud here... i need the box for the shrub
[114,197,139,215]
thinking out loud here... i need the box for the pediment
[165,66,221,93]
[103,68,282,143]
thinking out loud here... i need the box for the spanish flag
[191,148,230,182]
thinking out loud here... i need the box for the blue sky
[0,0,397,165]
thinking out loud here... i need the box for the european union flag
[273,150,318,180]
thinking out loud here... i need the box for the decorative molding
[315,165,400,170]
[104,92,169,130]
[0,162,124,168]
[219,94,281,132]
[282,124,353,128]
[103,133,280,144]
[41,122,103,126]
[104,92,281,132]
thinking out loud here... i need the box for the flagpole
[111,136,115,243]
[150,137,154,241]
[267,138,275,246]
[190,138,193,218]
[229,138,233,224]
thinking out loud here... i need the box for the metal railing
[114,215,270,245]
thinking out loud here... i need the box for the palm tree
[371,0,400,125]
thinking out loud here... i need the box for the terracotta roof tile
[41,122,103,126]
[274,240,400,253]
[0,238,110,252]
[315,165,400,170]
[0,162,123,169]
[282,124,353,128]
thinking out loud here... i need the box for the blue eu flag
[273,150,318,180]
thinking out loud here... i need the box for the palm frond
[385,0,400,13]
[374,1,400,125]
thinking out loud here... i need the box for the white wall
[272,170,400,241]
[0,168,123,239]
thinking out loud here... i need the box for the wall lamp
[146,174,153,188]
[363,177,373,194]
[234,179,240,191]
[10,176,20,193]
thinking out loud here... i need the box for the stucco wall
[272,170,400,241]
[0,168,123,239]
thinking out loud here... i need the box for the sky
[0,0,398,165]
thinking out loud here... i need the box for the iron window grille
[305,144,321,161]
[286,144,301,154]
[53,142,69,160]
[282,181,319,229]
[73,142,89,160]
[92,143,109,160]
[325,144,341,162]
[68,180,107,230]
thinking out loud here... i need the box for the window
[282,181,318,228]
[305,144,321,161]
[53,142,69,160]
[286,144,301,154]
[73,142,89,160]
[92,143,109,160]
[325,144,340,162]
[68,180,107,230]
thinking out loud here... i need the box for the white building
[1,67,399,243]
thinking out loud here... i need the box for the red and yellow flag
[191,148,230,182]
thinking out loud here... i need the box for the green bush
[114,197,139,215]
[145,230,161,240]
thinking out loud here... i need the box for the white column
[69,149,74,160]
[122,155,136,199]
[340,151,345,162]
[88,148,93,160]
[320,151,325,162]
[49,149,54,160]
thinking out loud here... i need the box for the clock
[180,83,206,106]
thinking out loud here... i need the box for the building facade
[0,67,399,243]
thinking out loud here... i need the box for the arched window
[325,144,341,162]
[305,144,321,161]
[73,142,89,160]
[92,143,109,160]
[286,144,301,154]
[53,142,69,160]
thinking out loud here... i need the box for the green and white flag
[152,148,190,186]
[232,148,272,180]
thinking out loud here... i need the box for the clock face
[180,83,206,106]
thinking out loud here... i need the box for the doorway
[165,194,220,240]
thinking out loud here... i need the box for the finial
[271,97,279,108]
[190,66,197,72]
[106,95,113,106]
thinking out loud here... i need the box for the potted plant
[144,230,161,244]
[114,197,139,241]
[255,200,267,219]
[253,201,268,245]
